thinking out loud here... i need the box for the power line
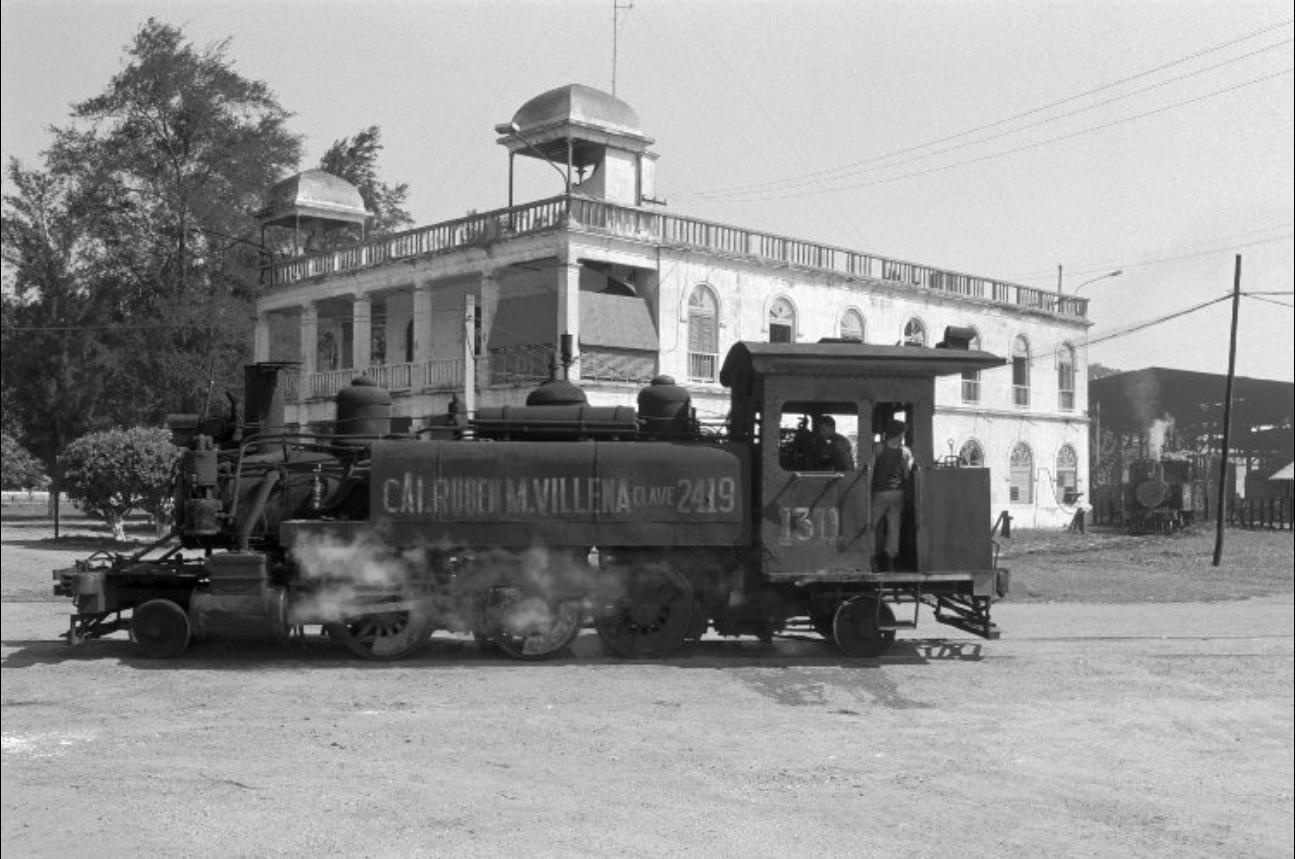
[1,321,252,334]
[1087,294,1234,347]
[1243,294,1294,309]
[1061,233,1294,286]
[682,18,1294,201]
[701,68,1294,203]
[1010,224,1294,283]
[690,36,1294,201]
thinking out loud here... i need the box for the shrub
[1,433,47,491]
[59,427,181,540]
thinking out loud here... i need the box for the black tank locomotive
[55,339,1009,660]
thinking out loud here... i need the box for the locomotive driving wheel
[595,563,694,659]
[130,599,192,659]
[326,596,431,661]
[485,585,585,661]
[833,595,897,657]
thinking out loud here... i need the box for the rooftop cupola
[496,84,659,207]
[256,169,371,254]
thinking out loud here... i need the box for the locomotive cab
[720,339,1005,582]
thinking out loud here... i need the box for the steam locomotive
[1124,456,1208,534]
[54,334,1009,660]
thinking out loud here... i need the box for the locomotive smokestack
[244,363,289,449]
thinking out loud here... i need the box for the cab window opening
[777,401,859,472]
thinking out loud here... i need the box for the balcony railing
[688,352,719,383]
[281,358,466,401]
[265,195,1088,321]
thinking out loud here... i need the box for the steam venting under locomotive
[55,334,1010,661]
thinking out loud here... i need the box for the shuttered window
[687,285,719,382]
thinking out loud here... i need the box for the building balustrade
[688,352,719,383]
[264,195,1088,321]
[281,358,467,401]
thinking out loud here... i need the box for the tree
[1,433,47,491]
[1,160,139,467]
[59,427,180,540]
[319,126,412,237]
[2,19,302,468]
[1088,363,1123,381]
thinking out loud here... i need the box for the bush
[59,427,181,540]
[1,433,48,491]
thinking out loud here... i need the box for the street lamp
[495,121,571,208]
[1074,269,1123,293]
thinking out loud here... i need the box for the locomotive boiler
[54,336,1009,661]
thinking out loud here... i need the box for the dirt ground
[2,516,1293,857]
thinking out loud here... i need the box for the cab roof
[719,341,1005,392]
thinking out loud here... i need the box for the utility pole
[1212,254,1242,567]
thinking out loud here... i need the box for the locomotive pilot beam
[54,335,1009,661]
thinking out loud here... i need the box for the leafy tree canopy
[1,432,47,491]
[319,125,413,237]
[2,19,303,466]
[59,426,180,540]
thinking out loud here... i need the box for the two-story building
[253,84,1091,527]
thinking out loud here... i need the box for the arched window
[1009,441,1034,504]
[839,309,865,342]
[687,285,719,382]
[769,297,795,343]
[1055,444,1079,504]
[1012,335,1031,407]
[1057,342,1076,411]
[959,439,985,468]
[961,329,982,403]
[903,317,926,346]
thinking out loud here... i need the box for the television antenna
[613,1,633,95]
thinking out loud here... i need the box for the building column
[412,284,433,365]
[299,303,318,377]
[478,271,500,338]
[351,295,372,372]
[253,313,271,363]
[556,261,581,378]
[463,294,477,418]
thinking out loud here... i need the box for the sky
[2,0,1293,382]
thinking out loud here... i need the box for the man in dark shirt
[810,415,854,471]
[870,419,912,571]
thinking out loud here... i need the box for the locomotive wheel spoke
[833,595,897,657]
[129,599,192,659]
[326,598,430,661]
[488,588,586,661]
[595,565,693,659]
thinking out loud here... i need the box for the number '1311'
[778,506,841,544]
